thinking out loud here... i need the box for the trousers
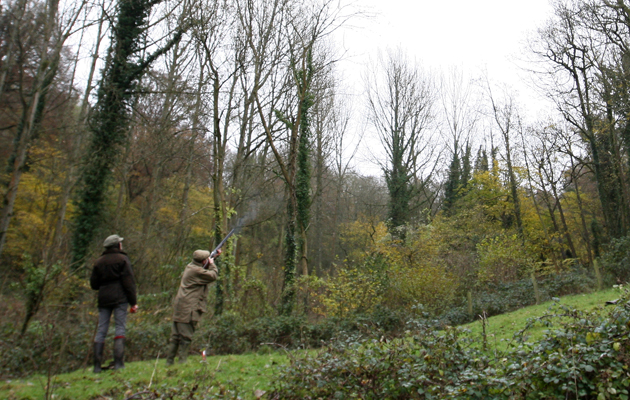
[95,302,128,343]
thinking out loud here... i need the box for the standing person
[90,234,138,373]
[166,249,220,365]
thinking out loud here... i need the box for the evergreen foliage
[442,142,472,214]
[295,50,314,252]
[280,49,315,315]
[474,146,489,173]
[442,148,461,213]
[71,0,183,267]
[460,142,472,189]
[384,134,413,230]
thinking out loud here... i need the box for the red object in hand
[130,305,138,313]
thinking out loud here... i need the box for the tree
[254,0,346,314]
[530,0,630,239]
[312,72,355,275]
[366,49,437,231]
[71,0,184,268]
[528,124,579,261]
[0,0,87,259]
[439,68,479,213]
[485,81,524,238]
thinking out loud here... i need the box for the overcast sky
[336,0,555,175]
[338,0,552,89]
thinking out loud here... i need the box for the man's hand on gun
[202,248,221,270]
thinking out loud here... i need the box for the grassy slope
[1,288,620,400]
[1,351,287,400]
[461,288,619,352]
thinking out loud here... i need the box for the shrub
[476,233,535,284]
[313,263,386,318]
[600,235,630,284]
[385,262,457,314]
[541,266,595,297]
[505,297,630,399]
[201,311,248,355]
[268,290,630,399]
[439,269,596,326]
[267,320,493,399]
[245,315,308,349]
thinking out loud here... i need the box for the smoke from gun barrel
[210,207,258,259]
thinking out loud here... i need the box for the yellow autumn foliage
[315,220,459,317]
[476,233,534,284]
[313,266,385,318]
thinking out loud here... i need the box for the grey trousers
[95,303,128,343]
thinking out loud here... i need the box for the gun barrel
[210,228,236,258]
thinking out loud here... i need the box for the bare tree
[529,0,630,238]
[253,0,349,314]
[313,74,357,275]
[440,67,480,213]
[528,123,579,261]
[366,49,437,231]
[485,80,525,239]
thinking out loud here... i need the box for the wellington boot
[113,337,125,370]
[93,342,105,373]
[178,340,191,364]
[166,340,179,366]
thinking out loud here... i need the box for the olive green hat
[193,250,210,262]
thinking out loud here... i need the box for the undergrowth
[268,288,630,399]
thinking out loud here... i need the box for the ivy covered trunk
[71,0,182,267]
[296,51,314,278]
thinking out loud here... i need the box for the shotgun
[210,228,236,259]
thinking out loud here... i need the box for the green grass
[0,350,287,400]
[1,288,622,400]
[460,288,620,352]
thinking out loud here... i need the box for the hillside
[0,288,623,400]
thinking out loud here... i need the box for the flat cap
[193,250,210,262]
[103,234,124,247]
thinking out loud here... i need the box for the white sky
[335,0,555,176]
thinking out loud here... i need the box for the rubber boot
[93,342,105,373]
[178,340,191,364]
[166,340,179,366]
[113,337,125,370]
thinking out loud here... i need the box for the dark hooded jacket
[90,247,137,308]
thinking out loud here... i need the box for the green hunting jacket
[172,260,218,323]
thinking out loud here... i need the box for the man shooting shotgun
[165,230,235,365]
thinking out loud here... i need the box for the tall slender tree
[71,0,184,267]
[367,49,436,231]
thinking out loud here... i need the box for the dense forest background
[2,0,630,378]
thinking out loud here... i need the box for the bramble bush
[268,290,630,399]
[600,235,630,284]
